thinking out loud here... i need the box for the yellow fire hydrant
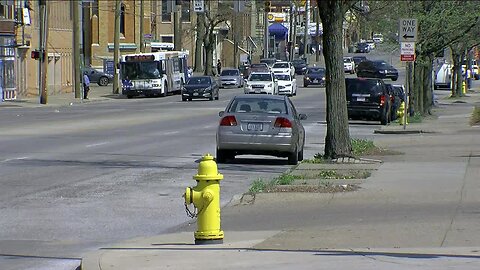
[184,154,224,244]
[397,101,408,125]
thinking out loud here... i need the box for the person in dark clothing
[83,73,90,99]
[217,59,222,76]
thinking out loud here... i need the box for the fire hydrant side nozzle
[183,154,224,245]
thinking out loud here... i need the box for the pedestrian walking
[83,72,90,99]
[217,59,222,76]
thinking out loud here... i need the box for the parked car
[352,56,368,72]
[271,61,295,77]
[386,84,406,121]
[181,76,219,101]
[343,57,355,74]
[83,67,113,86]
[219,68,244,88]
[355,42,370,53]
[303,67,326,87]
[216,94,307,164]
[244,72,278,95]
[345,78,392,125]
[372,33,384,43]
[292,59,308,74]
[366,40,376,50]
[356,60,399,81]
[274,73,297,96]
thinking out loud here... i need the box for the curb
[373,129,435,134]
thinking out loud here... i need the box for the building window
[161,36,173,43]
[120,3,125,36]
[161,0,171,22]
[181,0,190,22]
[92,0,98,17]
[0,3,5,18]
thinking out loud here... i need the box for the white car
[366,40,376,50]
[372,33,384,43]
[244,72,278,95]
[343,57,355,74]
[271,62,295,77]
[274,73,297,96]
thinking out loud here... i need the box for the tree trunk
[413,61,424,115]
[318,1,352,159]
[203,30,215,76]
[194,13,205,72]
[422,59,433,114]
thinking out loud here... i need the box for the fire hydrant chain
[184,202,197,218]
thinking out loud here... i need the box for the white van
[434,63,452,90]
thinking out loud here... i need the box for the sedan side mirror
[219,111,225,117]
[299,113,307,120]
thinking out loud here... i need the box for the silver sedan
[216,94,307,165]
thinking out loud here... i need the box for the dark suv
[356,60,398,81]
[345,78,391,125]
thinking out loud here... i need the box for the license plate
[314,79,318,83]
[255,89,261,93]
[247,123,263,131]
[193,92,199,96]
[357,97,365,102]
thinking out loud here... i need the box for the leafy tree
[316,0,357,159]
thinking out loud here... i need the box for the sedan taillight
[220,115,237,126]
[274,117,292,128]
[380,95,386,106]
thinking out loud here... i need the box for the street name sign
[400,42,415,62]
[193,0,205,13]
[399,18,418,42]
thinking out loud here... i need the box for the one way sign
[399,18,418,42]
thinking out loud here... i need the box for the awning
[268,23,288,41]
[107,43,137,51]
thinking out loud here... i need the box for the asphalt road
[0,48,405,270]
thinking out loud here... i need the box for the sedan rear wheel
[288,147,299,165]
[298,147,304,161]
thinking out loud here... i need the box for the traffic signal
[265,0,271,13]
[31,49,45,60]
[31,50,40,60]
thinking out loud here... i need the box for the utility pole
[303,0,309,59]
[314,5,319,63]
[174,2,182,51]
[113,0,121,94]
[139,0,144,53]
[289,3,294,61]
[73,0,81,98]
[39,0,49,104]
[263,7,269,58]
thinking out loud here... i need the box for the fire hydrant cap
[194,154,224,181]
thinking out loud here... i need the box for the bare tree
[317,0,357,159]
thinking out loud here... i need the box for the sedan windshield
[229,98,287,114]
[249,74,272,81]
[305,68,325,75]
[187,77,210,85]
[275,74,291,81]
[273,63,289,68]
[221,70,239,76]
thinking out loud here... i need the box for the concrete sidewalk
[0,85,120,109]
[80,87,480,269]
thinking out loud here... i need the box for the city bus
[120,51,189,98]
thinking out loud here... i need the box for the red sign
[401,54,415,62]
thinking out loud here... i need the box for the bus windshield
[121,61,162,80]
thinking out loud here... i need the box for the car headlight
[305,77,310,80]
[205,87,212,92]
[245,84,252,89]
[379,70,386,73]
[322,77,326,80]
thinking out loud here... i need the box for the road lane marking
[1,156,29,163]
[86,142,109,148]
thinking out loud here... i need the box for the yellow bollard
[184,154,224,244]
[462,81,466,94]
